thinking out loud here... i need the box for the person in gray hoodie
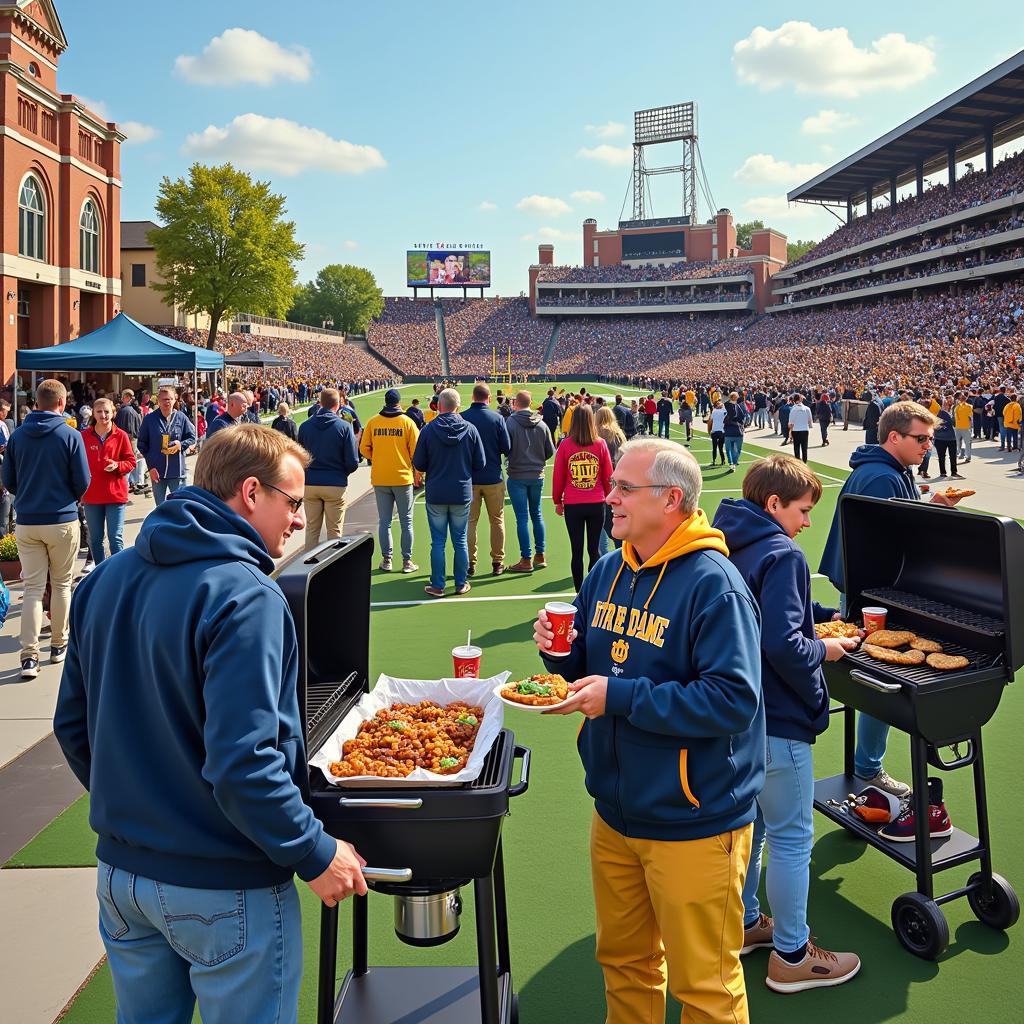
[505,390,555,572]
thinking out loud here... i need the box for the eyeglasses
[898,431,934,445]
[608,479,666,495]
[260,481,304,513]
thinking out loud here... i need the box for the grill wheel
[891,892,949,960]
[966,872,1021,930]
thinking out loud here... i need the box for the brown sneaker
[492,562,506,576]
[454,582,472,596]
[741,914,774,955]
[766,944,861,993]
[507,558,534,573]
[533,553,547,569]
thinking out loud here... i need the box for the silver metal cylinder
[394,888,462,947]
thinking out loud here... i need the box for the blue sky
[56,2,1023,296]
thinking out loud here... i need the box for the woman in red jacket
[552,403,613,591]
[81,398,136,565]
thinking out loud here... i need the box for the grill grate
[861,588,1004,638]
[469,730,508,791]
[846,625,1002,685]
[307,671,361,736]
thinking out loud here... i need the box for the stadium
[1,5,1023,1023]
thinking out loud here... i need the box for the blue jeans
[96,860,302,1024]
[998,422,1008,446]
[742,735,813,954]
[374,485,414,561]
[725,436,743,466]
[506,478,546,560]
[83,503,126,563]
[129,446,144,488]
[425,502,470,591]
[153,476,186,506]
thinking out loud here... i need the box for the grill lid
[839,495,1024,676]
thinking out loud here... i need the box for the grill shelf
[861,587,1005,638]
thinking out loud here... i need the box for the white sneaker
[80,558,95,575]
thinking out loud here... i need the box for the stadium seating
[536,259,755,284]
[441,297,552,375]
[366,297,442,375]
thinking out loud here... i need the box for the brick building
[0,0,122,387]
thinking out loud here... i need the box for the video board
[407,250,491,287]
[621,231,686,261]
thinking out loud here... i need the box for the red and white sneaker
[879,779,952,842]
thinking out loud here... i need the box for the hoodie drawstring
[643,561,669,611]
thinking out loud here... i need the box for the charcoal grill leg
[353,894,369,976]
[317,904,340,1024]
[971,732,995,880]
[843,705,855,778]
[493,839,511,977]
[911,734,934,898]
[473,874,501,1024]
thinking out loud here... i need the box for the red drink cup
[544,602,577,657]
[452,645,482,678]
[862,607,887,633]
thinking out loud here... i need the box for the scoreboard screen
[407,250,491,287]
[621,231,686,261]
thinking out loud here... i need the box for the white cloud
[585,120,625,139]
[742,196,828,224]
[733,22,935,98]
[516,194,571,217]
[735,153,826,186]
[801,109,859,135]
[121,121,160,145]
[570,190,605,204]
[477,201,498,212]
[342,239,358,250]
[577,144,632,167]
[521,226,582,243]
[184,114,386,176]
[176,28,313,86]
[75,95,110,120]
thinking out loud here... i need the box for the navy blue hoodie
[819,445,921,590]
[297,410,359,487]
[713,499,835,743]
[412,412,485,505]
[53,487,336,889]
[460,402,511,485]
[1,410,89,524]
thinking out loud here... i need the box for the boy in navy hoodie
[714,455,861,994]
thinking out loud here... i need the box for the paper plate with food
[495,673,572,711]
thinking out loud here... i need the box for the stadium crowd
[537,287,750,308]
[366,297,443,375]
[442,298,553,376]
[536,259,754,284]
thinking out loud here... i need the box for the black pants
[935,439,957,476]
[819,421,829,445]
[780,422,790,442]
[564,503,605,591]
[792,430,809,462]
[602,503,622,551]
[973,413,982,439]
[711,431,725,463]
[682,419,692,441]
[645,413,655,434]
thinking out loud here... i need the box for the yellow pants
[591,811,752,1024]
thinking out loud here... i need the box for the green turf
[12,381,1023,1022]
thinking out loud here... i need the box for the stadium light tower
[631,103,698,223]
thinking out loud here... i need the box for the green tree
[734,219,764,250]
[150,163,304,350]
[787,239,818,262]
[288,264,384,335]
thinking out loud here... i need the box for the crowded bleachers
[441,297,552,375]
[366,297,442,375]
[536,259,754,284]
[537,286,751,308]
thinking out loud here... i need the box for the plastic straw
[467,629,472,649]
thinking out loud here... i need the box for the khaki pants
[468,481,506,566]
[17,521,80,659]
[591,811,752,1024]
[303,485,347,551]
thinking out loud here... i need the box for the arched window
[18,176,45,261]
[28,62,40,77]
[80,199,100,274]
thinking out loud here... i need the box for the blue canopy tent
[14,313,224,420]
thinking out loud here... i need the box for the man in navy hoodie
[714,456,861,994]
[54,424,366,1024]
[2,379,89,678]
[534,437,763,1023]
[137,385,197,505]
[461,383,511,576]
[412,388,485,597]
[820,401,964,798]
[297,387,359,551]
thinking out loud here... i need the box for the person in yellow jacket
[359,389,419,573]
[561,399,575,439]
[424,399,438,424]
[953,392,974,463]
[1004,392,1021,452]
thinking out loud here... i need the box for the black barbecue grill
[277,536,531,1023]
[813,495,1023,959]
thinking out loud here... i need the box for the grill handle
[509,743,532,799]
[338,797,424,809]
[362,867,413,883]
[849,669,901,694]
[927,740,976,771]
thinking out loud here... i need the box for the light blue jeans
[152,476,186,506]
[742,735,813,954]
[425,502,470,591]
[506,478,545,560]
[96,860,302,1024]
[128,447,144,488]
[725,436,743,466]
[83,503,126,563]
[374,485,414,561]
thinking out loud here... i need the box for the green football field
[11,382,1021,1023]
